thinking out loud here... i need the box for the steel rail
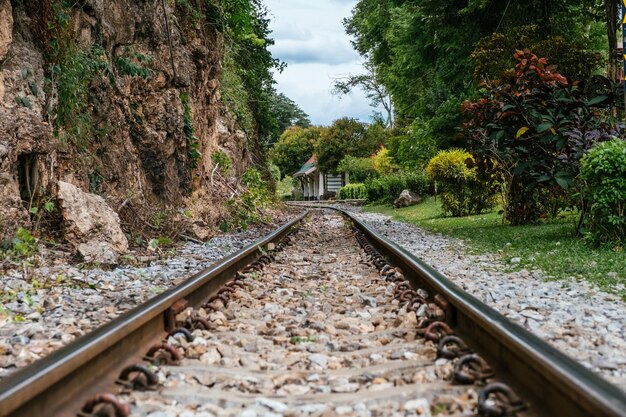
[0,211,308,417]
[335,207,626,417]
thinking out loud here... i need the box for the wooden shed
[293,155,348,200]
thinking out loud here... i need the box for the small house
[293,155,348,200]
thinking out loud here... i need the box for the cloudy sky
[264,0,378,126]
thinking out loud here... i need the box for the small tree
[315,118,378,173]
[332,61,394,128]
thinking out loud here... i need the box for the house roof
[293,154,317,177]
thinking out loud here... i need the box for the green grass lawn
[364,197,626,298]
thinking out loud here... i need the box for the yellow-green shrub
[338,183,367,200]
[426,149,497,217]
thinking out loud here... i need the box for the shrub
[365,171,429,204]
[580,139,626,245]
[426,149,497,217]
[338,183,367,200]
[371,146,398,175]
[337,156,377,182]
[462,49,620,224]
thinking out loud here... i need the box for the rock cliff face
[0,0,256,242]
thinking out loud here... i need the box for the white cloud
[264,0,381,125]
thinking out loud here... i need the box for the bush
[371,146,398,175]
[462,49,620,224]
[337,156,377,182]
[426,149,497,217]
[580,139,626,245]
[338,183,367,200]
[365,171,430,204]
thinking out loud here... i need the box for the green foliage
[365,171,430,204]
[580,140,626,245]
[52,44,110,151]
[471,25,604,82]
[211,150,233,175]
[11,228,38,259]
[338,183,368,200]
[227,168,272,229]
[315,118,380,173]
[180,92,202,169]
[116,48,153,79]
[345,0,608,159]
[371,146,398,175]
[337,155,376,183]
[220,46,254,135]
[268,93,311,144]
[276,175,295,199]
[42,2,111,152]
[269,163,280,183]
[462,50,621,224]
[426,149,497,217]
[270,126,322,178]
[148,236,174,252]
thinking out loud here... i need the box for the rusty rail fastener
[79,393,129,417]
[437,335,471,359]
[453,353,494,385]
[116,364,159,391]
[164,299,188,332]
[145,343,181,365]
[168,327,194,342]
[424,321,454,342]
[478,382,527,416]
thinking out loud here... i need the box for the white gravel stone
[0,214,298,378]
[255,398,288,413]
[335,205,626,385]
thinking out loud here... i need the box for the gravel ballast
[340,206,626,387]
[0,214,296,379]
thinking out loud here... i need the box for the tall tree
[332,61,394,128]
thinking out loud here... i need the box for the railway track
[0,209,625,417]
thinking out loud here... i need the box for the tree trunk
[605,0,619,81]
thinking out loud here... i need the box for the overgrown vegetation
[225,168,272,230]
[39,2,110,151]
[116,47,153,79]
[180,92,202,170]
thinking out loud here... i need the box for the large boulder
[57,181,128,264]
[393,190,422,208]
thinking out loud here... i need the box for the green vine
[180,92,202,169]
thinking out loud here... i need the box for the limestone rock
[393,190,422,208]
[56,181,128,264]
[0,0,12,61]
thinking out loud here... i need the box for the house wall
[326,174,343,192]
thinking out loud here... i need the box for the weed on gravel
[365,197,626,298]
